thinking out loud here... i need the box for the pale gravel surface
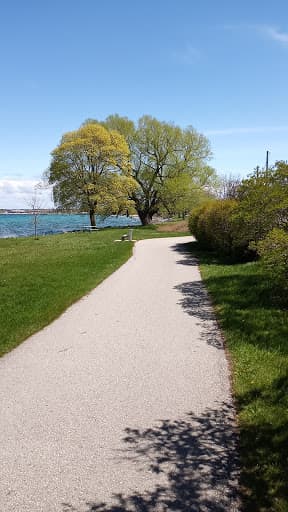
[0,236,240,512]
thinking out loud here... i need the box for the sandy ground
[0,237,240,512]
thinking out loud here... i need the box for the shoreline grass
[0,225,189,357]
[191,242,288,512]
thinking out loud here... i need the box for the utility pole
[256,165,259,178]
[266,150,270,173]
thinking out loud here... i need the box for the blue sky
[1,0,288,207]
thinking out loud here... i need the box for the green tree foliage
[103,114,216,225]
[47,123,136,226]
[159,173,212,218]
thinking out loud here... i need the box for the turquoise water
[0,214,140,238]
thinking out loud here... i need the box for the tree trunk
[89,209,96,227]
[138,210,154,225]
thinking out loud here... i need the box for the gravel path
[0,236,240,512]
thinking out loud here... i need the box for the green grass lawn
[0,225,188,357]
[191,242,288,512]
[3,224,287,509]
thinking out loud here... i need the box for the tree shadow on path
[170,241,224,350]
[62,403,240,512]
[171,241,199,267]
[173,278,224,353]
[173,280,224,350]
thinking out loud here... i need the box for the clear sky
[1,0,288,208]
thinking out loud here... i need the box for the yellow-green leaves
[47,116,216,226]
[52,123,130,174]
[47,123,134,225]
[91,175,138,217]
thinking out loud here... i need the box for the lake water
[0,214,141,238]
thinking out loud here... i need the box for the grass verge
[0,225,189,357]
[191,242,288,512]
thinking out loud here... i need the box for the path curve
[0,237,240,511]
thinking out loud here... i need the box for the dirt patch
[157,220,189,233]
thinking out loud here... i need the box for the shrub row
[188,199,247,258]
[189,196,288,294]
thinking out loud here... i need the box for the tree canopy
[102,115,216,224]
[47,123,136,226]
[47,116,216,226]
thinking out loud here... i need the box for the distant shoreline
[0,212,141,239]
[0,210,140,218]
[0,210,87,215]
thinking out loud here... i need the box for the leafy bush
[189,161,288,261]
[189,199,239,255]
[233,162,288,247]
[257,228,288,291]
[188,202,214,249]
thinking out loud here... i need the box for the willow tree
[46,123,135,226]
[103,115,215,225]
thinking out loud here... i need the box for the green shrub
[188,202,212,248]
[206,199,238,254]
[189,199,240,256]
[257,228,288,291]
